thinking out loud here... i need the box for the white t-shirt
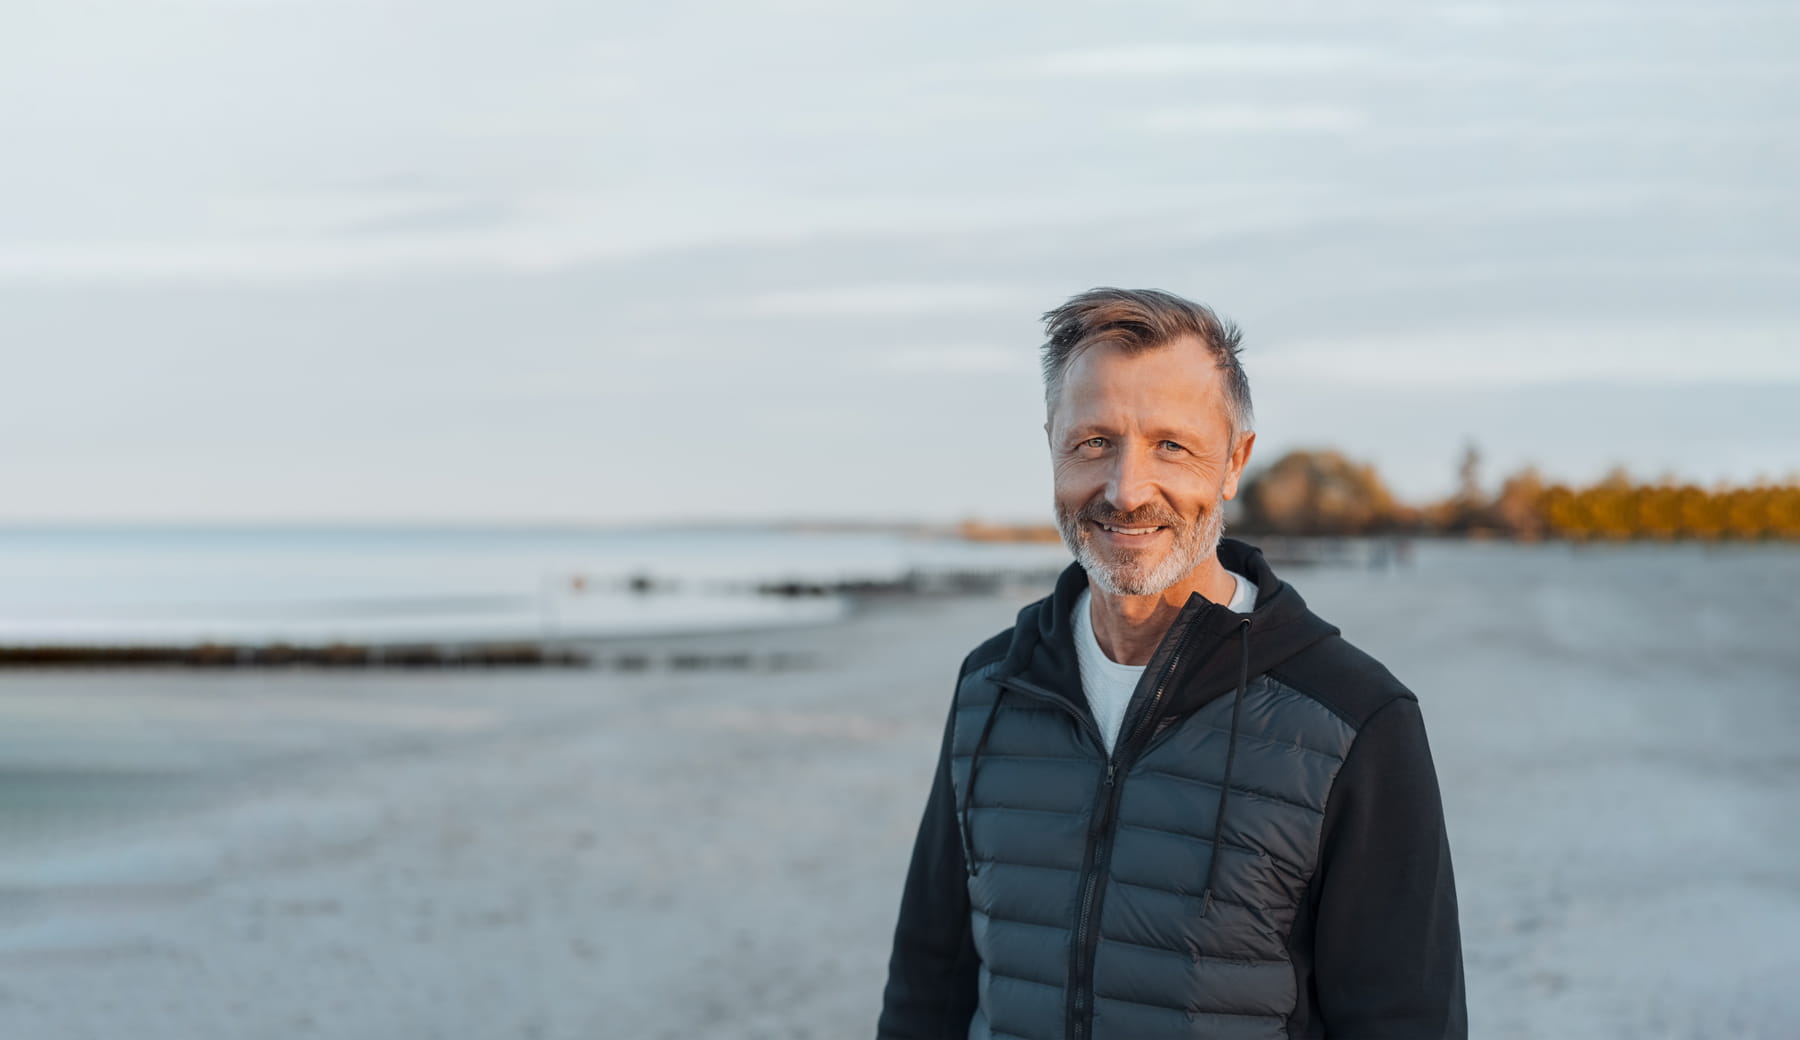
[1073,570,1257,755]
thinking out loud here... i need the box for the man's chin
[1082,553,1173,597]
[1059,521,1202,596]
[1075,528,1223,598]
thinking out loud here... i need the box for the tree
[1492,466,1547,540]
[1237,450,1402,535]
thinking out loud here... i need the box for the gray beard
[1055,493,1228,597]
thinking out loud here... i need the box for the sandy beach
[0,541,1796,1039]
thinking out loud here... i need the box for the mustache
[1074,500,1183,529]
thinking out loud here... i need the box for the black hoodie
[878,538,1466,1039]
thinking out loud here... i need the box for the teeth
[1103,525,1159,535]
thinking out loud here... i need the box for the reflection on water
[0,526,1073,645]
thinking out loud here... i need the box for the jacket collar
[997,537,1340,724]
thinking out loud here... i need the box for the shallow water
[0,525,1070,644]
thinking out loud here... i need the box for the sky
[4,0,1796,525]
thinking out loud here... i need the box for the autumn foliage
[1535,479,1800,541]
[1236,449,1800,541]
[1235,450,1407,536]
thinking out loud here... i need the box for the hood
[995,537,1341,727]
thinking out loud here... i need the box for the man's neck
[1088,560,1236,667]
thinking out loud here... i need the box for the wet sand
[0,542,1795,1039]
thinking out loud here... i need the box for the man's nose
[1105,448,1158,515]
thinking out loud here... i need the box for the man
[877,288,1465,1039]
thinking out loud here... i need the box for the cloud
[997,43,1368,79]
[872,345,1037,375]
[1131,105,1368,134]
[338,201,517,237]
[1254,325,1800,388]
[0,234,586,283]
[739,283,1035,318]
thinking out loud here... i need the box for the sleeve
[876,688,980,1039]
[1310,696,1467,1039]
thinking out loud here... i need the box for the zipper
[1067,756,1120,1040]
[996,674,1120,1040]
[1002,605,1212,1040]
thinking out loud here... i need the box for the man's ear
[1222,431,1257,500]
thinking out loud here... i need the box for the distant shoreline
[0,536,1394,668]
[2,536,1786,668]
[2,515,1792,541]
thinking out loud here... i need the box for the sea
[0,525,1075,646]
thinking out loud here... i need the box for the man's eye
[1083,437,1106,449]
[1161,440,1184,452]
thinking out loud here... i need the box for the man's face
[1048,337,1255,597]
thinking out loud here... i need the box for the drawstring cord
[959,688,1006,877]
[1201,617,1252,917]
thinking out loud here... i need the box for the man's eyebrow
[1060,422,1214,442]
[1078,424,1206,440]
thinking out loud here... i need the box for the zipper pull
[1105,761,1117,787]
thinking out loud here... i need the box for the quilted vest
[949,651,1358,1040]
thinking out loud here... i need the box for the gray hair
[1040,287,1254,438]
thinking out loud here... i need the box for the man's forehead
[1059,338,1227,405]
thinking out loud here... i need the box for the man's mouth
[1093,521,1167,537]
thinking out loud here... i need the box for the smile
[1094,521,1167,537]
